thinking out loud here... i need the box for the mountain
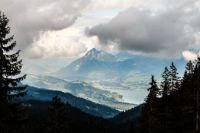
[55,48,186,80]
[54,48,148,86]
[20,86,120,118]
[52,48,186,105]
[23,74,135,111]
[55,48,117,78]
[84,48,116,62]
[110,104,143,124]
[22,48,187,111]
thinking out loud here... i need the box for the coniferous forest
[1,10,200,133]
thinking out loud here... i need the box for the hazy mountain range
[20,86,120,118]
[22,48,187,112]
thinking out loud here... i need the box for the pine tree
[160,66,173,133]
[138,59,200,133]
[185,61,194,76]
[183,61,194,83]
[161,67,170,97]
[0,11,27,133]
[0,11,26,101]
[139,75,160,133]
[146,75,159,103]
[168,59,200,133]
[169,62,180,91]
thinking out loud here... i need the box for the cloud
[0,0,90,55]
[182,50,200,61]
[25,27,99,59]
[87,0,200,58]
[1,0,200,59]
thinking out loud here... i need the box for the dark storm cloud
[87,1,200,58]
[0,0,90,52]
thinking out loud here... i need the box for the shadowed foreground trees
[138,59,200,133]
[0,11,27,133]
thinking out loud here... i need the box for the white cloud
[25,27,100,58]
[182,50,198,61]
[87,0,200,58]
[0,0,90,53]
[1,0,200,59]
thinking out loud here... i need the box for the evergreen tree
[161,67,170,97]
[146,75,159,104]
[0,11,26,101]
[138,59,200,133]
[183,60,194,83]
[169,62,180,91]
[176,58,200,133]
[0,11,27,133]
[160,65,178,133]
[185,60,194,76]
[139,75,160,133]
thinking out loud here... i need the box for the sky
[0,0,200,60]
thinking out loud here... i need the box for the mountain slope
[55,48,117,77]
[55,48,186,81]
[110,104,144,124]
[21,86,120,118]
[23,74,135,110]
[52,48,186,105]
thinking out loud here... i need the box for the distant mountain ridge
[23,74,135,111]
[54,48,138,81]
[55,48,186,80]
[20,86,120,118]
[55,48,118,77]
[84,48,116,62]
[24,48,186,111]
[110,104,144,124]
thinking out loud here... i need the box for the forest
[1,11,200,133]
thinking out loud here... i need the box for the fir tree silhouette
[0,11,26,101]
[0,11,27,133]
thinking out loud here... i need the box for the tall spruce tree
[160,66,174,133]
[139,75,160,133]
[0,11,26,101]
[176,60,197,133]
[183,60,194,83]
[146,75,159,104]
[161,67,170,97]
[0,11,27,133]
[185,60,194,76]
[169,62,180,91]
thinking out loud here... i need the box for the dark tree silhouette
[185,60,194,77]
[161,67,170,97]
[169,62,180,92]
[0,11,27,133]
[138,75,160,133]
[0,11,26,101]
